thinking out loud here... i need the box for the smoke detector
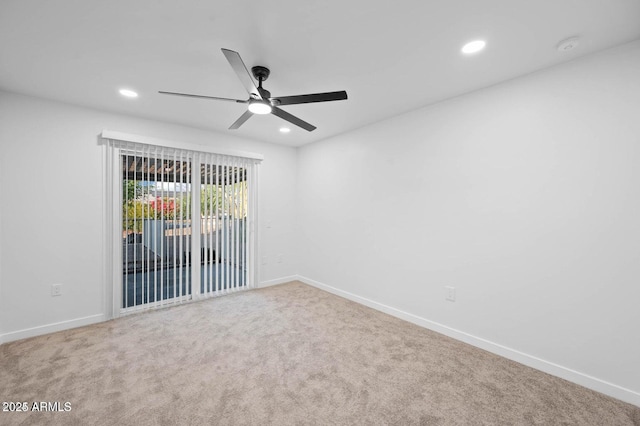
[556,37,580,52]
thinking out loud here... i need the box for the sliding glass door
[105,138,258,315]
[121,150,192,308]
[199,157,250,295]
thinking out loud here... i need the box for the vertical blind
[104,136,260,317]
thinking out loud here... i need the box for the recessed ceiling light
[461,40,486,55]
[119,89,138,98]
[279,127,291,133]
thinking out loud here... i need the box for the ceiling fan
[159,48,348,132]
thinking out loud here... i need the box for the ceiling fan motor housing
[251,66,270,82]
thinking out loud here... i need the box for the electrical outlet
[445,286,456,302]
[51,284,62,297]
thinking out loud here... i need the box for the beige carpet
[1,281,638,425]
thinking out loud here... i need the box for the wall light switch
[445,286,456,302]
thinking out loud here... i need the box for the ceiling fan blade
[229,109,253,130]
[271,90,347,106]
[271,107,316,132]
[221,48,261,99]
[159,91,247,103]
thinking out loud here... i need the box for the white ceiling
[1,1,639,147]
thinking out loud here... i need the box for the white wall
[297,40,640,404]
[0,92,298,341]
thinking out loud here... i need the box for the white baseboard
[297,275,640,408]
[258,275,299,289]
[0,276,299,344]
[0,314,106,344]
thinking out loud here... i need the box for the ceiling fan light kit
[248,100,272,115]
[159,48,348,132]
